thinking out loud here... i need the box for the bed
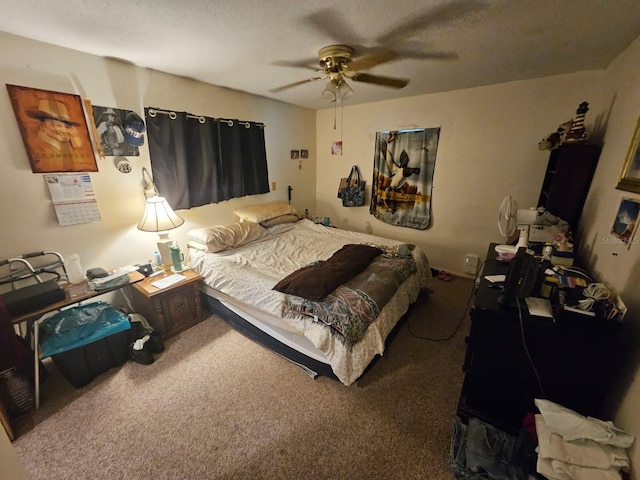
[186,202,433,385]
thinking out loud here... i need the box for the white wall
[0,32,316,272]
[316,72,606,275]
[579,34,640,476]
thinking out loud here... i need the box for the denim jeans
[450,417,528,480]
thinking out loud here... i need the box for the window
[145,108,269,210]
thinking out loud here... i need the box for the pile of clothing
[534,399,635,479]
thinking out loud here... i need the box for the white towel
[535,415,630,470]
[535,399,635,448]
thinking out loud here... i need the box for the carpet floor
[12,276,473,479]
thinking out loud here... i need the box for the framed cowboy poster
[6,85,98,173]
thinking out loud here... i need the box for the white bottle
[66,253,85,284]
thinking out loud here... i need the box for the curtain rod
[146,108,265,127]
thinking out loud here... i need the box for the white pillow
[186,222,266,253]
[233,201,298,223]
[259,214,300,228]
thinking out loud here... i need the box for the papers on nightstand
[150,273,186,289]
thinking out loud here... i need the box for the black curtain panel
[217,119,244,200]
[146,109,269,210]
[240,121,269,196]
[186,115,224,207]
[217,119,270,199]
[145,109,191,210]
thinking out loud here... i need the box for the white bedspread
[188,219,432,385]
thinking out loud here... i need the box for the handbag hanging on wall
[338,165,366,207]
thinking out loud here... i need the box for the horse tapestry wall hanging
[370,128,440,230]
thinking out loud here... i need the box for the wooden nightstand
[128,269,205,339]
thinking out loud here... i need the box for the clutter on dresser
[458,243,624,444]
[558,280,627,323]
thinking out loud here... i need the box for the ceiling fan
[269,44,409,98]
[269,2,485,99]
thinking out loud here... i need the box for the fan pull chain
[340,101,344,154]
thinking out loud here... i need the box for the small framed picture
[300,149,308,159]
[290,150,299,159]
[610,197,640,248]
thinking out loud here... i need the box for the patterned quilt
[282,249,417,345]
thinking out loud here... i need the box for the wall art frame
[610,196,639,248]
[616,116,640,194]
[6,84,97,173]
[92,105,139,157]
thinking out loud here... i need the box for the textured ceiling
[2,0,640,110]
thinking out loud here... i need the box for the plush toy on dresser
[563,101,589,144]
[538,101,590,150]
[538,120,573,150]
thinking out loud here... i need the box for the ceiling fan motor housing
[318,45,354,72]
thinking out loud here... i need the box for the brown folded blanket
[273,244,382,301]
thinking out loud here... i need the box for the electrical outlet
[464,254,479,274]
[271,181,276,190]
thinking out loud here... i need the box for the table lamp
[137,196,184,267]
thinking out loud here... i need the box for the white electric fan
[496,195,535,256]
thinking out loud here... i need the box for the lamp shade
[137,196,184,232]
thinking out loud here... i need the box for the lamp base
[157,233,173,267]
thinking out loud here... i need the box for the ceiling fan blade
[303,8,364,45]
[271,59,319,72]
[348,49,398,71]
[350,72,409,89]
[392,48,459,61]
[269,76,325,93]
[376,0,486,45]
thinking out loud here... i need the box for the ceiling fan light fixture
[322,78,353,103]
[322,80,338,101]
[338,80,354,101]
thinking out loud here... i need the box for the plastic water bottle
[66,253,85,284]
[154,250,162,266]
[304,209,309,219]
